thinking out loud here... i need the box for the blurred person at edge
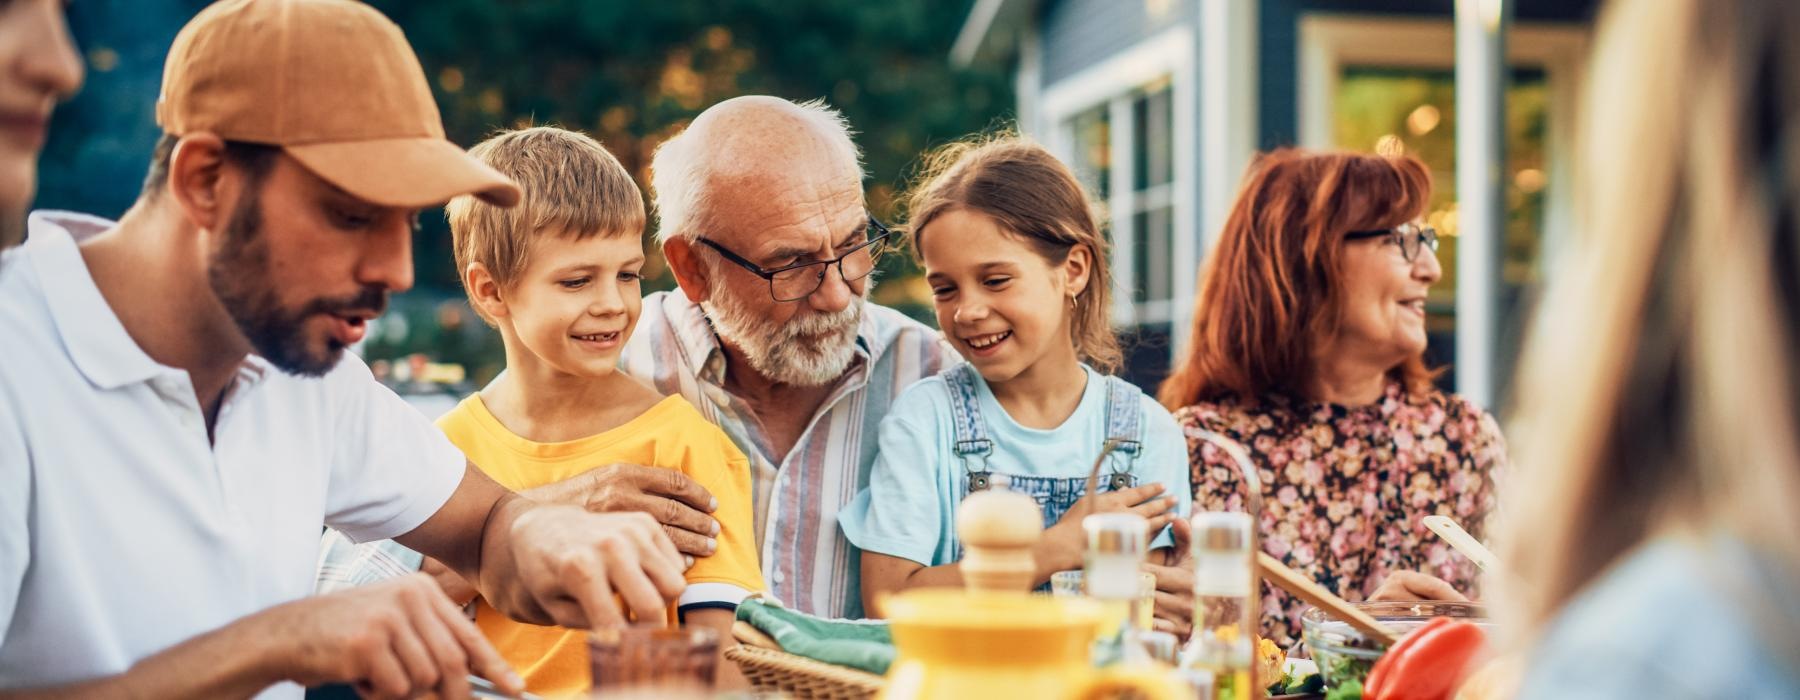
[0,1,684,698]
[1150,150,1505,646]
[1496,0,1800,697]
[0,0,83,249]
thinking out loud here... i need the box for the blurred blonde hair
[1499,0,1800,655]
[446,126,645,325]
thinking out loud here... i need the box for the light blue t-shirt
[838,364,1192,567]
[1519,534,1800,699]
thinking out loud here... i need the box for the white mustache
[703,283,866,387]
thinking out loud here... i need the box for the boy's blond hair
[447,126,645,324]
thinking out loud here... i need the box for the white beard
[703,282,866,387]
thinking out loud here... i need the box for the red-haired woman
[1157,149,1505,647]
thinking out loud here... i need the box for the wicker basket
[727,622,885,699]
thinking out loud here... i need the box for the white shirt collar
[25,210,273,393]
[27,211,164,391]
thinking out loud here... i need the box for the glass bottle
[1180,511,1258,700]
[1083,512,1149,643]
[1080,511,1152,662]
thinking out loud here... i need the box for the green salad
[1323,679,1364,700]
[1267,670,1326,695]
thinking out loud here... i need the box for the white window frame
[1038,26,1197,329]
[1297,14,1589,273]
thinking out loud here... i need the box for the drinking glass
[587,626,719,692]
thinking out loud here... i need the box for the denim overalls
[941,363,1146,559]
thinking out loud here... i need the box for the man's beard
[206,190,387,377]
[702,277,866,388]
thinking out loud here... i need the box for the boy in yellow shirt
[425,126,761,696]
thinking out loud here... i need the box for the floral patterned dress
[1172,380,1506,647]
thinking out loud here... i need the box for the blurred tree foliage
[45,1,1012,384]
[371,0,1013,307]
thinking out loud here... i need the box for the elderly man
[614,96,957,618]
[0,2,683,698]
[0,0,82,249]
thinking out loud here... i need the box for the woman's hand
[1368,570,1469,602]
[1143,516,1196,639]
[1033,483,1177,580]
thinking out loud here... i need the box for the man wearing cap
[0,1,684,698]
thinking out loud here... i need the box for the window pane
[1132,206,1174,304]
[1067,106,1111,201]
[1133,85,1173,191]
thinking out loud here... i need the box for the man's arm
[394,464,688,629]
[328,365,683,629]
[392,463,509,595]
[0,575,520,700]
[0,611,281,699]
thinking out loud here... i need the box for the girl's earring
[1068,293,1078,311]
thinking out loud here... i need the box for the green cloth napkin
[734,598,895,675]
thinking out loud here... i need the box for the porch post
[1454,0,1510,407]
[1191,0,1257,355]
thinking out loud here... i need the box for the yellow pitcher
[877,588,1188,700]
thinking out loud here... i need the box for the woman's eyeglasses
[1345,222,1440,262]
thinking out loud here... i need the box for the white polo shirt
[0,212,466,696]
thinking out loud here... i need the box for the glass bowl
[1298,600,1489,690]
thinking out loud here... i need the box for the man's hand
[481,503,688,630]
[0,573,522,700]
[525,463,720,559]
[1145,515,1196,639]
[1034,483,1177,578]
[1368,570,1469,602]
[267,573,521,700]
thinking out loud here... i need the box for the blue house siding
[1038,0,1196,85]
[1257,0,1302,150]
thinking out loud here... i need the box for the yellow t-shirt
[437,394,764,699]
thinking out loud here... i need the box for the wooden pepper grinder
[956,489,1044,592]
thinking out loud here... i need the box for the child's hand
[1032,483,1179,579]
[421,556,479,608]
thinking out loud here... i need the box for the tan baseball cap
[155,0,520,208]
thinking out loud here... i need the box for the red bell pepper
[1363,616,1488,700]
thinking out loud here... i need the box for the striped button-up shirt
[620,291,955,619]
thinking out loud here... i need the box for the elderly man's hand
[525,463,720,559]
[482,504,688,630]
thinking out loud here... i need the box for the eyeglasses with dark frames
[1345,222,1440,262]
[697,215,894,302]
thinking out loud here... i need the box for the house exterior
[955,0,1600,408]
